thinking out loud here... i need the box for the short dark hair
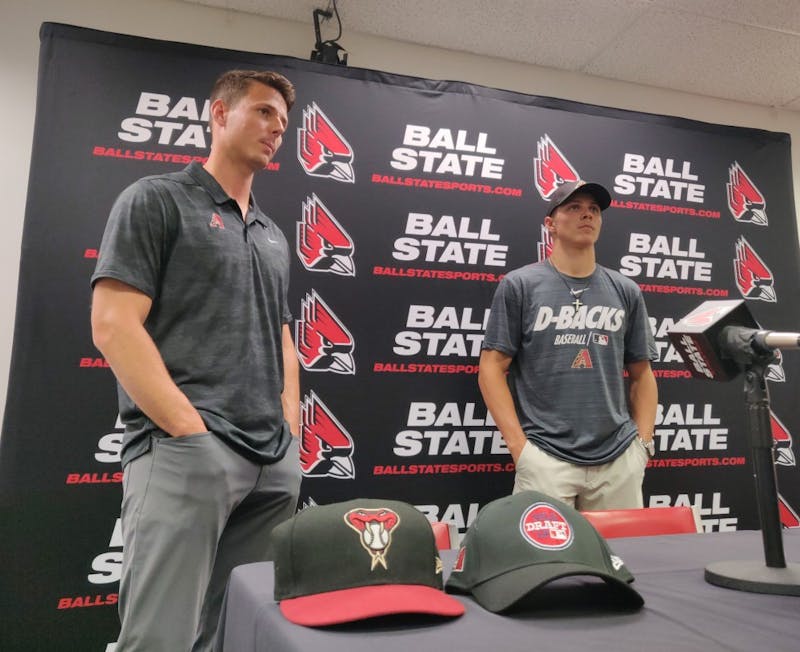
[210,70,295,111]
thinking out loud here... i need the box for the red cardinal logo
[295,290,355,374]
[533,134,579,200]
[766,349,786,383]
[297,194,355,276]
[536,224,553,262]
[770,411,795,467]
[734,236,776,302]
[779,495,800,528]
[727,162,768,225]
[299,391,355,478]
[297,103,355,183]
[344,507,401,569]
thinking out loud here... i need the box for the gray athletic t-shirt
[92,162,293,467]
[482,261,656,464]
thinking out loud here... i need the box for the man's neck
[203,153,255,219]
[548,245,596,277]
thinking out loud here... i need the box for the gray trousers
[116,432,301,652]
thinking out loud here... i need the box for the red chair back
[430,521,456,550]
[581,506,700,538]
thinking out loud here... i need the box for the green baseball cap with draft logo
[272,498,465,626]
[446,491,644,612]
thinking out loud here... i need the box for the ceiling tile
[179,0,800,113]
[584,8,800,107]
[657,0,800,34]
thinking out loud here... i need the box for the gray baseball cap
[547,180,612,215]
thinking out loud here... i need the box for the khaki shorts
[513,437,648,510]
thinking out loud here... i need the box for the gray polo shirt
[92,162,293,467]
[482,262,657,465]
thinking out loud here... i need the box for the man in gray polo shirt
[479,180,658,510]
[91,70,301,651]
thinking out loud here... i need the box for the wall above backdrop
[182,0,800,112]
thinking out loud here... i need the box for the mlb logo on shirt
[591,333,609,346]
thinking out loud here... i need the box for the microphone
[667,299,790,381]
[752,330,800,351]
[670,300,800,595]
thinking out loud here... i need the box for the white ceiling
[181,0,800,112]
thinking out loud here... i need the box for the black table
[217,530,800,652]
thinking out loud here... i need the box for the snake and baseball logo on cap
[272,498,464,626]
[344,506,400,570]
[446,491,644,612]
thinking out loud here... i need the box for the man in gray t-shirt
[479,180,658,510]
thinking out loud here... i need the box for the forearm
[281,325,300,437]
[92,280,205,437]
[629,364,658,442]
[478,354,528,462]
[98,325,205,436]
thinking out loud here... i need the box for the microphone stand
[704,332,800,594]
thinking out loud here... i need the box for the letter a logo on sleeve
[533,134,579,200]
[295,290,355,374]
[299,391,355,479]
[297,194,355,276]
[727,162,767,226]
[734,236,776,302]
[297,103,355,183]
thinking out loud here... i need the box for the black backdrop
[1,23,799,651]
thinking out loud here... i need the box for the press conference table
[217,530,800,652]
